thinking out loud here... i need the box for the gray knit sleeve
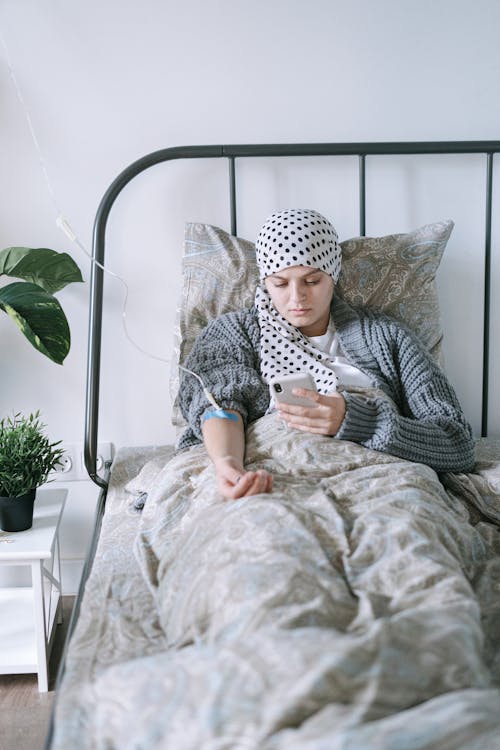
[177,308,269,445]
[335,316,475,473]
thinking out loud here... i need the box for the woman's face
[264,265,334,336]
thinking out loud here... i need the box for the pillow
[170,219,453,433]
[336,220,453,359]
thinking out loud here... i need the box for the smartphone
[269,373,317,407]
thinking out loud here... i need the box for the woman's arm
[275,315,475,473]
[202,411,273,499]
[178,309,273,497]
[335,320,476,472]
[178,309,269,446]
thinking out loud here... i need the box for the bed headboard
[85,141,500,488]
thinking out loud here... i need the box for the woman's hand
[277,388,346,436]
[213,456,273,500]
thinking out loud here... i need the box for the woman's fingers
[219,468,273,499]
[277,390,346,436]
[239,469,273,497]
[248,469,273,495]
[220,470,253,498]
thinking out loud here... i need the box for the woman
[178,209,475,499]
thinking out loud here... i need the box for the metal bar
[359,154,366,236]
[84,234,105,488]
[85,146,223,487]
[482,153,494,437]
[44,467,110,749]
[222,141,500,158]
[229,156,237,235]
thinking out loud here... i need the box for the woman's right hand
[213,456,273,500]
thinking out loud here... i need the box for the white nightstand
[0,487,67,692]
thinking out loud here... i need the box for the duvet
[69,410,500,749]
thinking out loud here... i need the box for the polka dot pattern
[254,209,341,395]
[255,208,342,281]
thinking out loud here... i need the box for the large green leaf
[0,247,83,294]
[0,281,71,364]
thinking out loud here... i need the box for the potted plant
[0,245,83,363]
[0,411,64,532]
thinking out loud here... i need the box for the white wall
[0,0,499,591]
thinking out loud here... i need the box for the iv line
[57,215,221,407]
[0,29,161,361]
[0,27,221,408]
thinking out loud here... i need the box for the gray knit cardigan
[177,296,475,473]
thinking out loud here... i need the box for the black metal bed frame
[46,140,499,748]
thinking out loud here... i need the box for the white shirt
[307,322,373,389]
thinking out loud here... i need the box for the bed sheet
[52,417,500,750]
[51,445,175,748]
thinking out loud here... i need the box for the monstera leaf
[0,247,83,364]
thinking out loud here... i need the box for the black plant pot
[0,489,36,532]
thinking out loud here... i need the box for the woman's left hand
[277,389,346,436]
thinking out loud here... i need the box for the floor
[0,596,75,750]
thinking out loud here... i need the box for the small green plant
[0,411,64,497]
[0,246,83,364]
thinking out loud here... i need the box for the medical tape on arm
[202,410,239,422]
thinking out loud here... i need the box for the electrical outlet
[56,454,74,476]
[50,442,114,482]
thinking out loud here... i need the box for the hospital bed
[47,141,500,750]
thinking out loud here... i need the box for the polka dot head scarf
[255,208,342,281]
[254,209,342,396]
